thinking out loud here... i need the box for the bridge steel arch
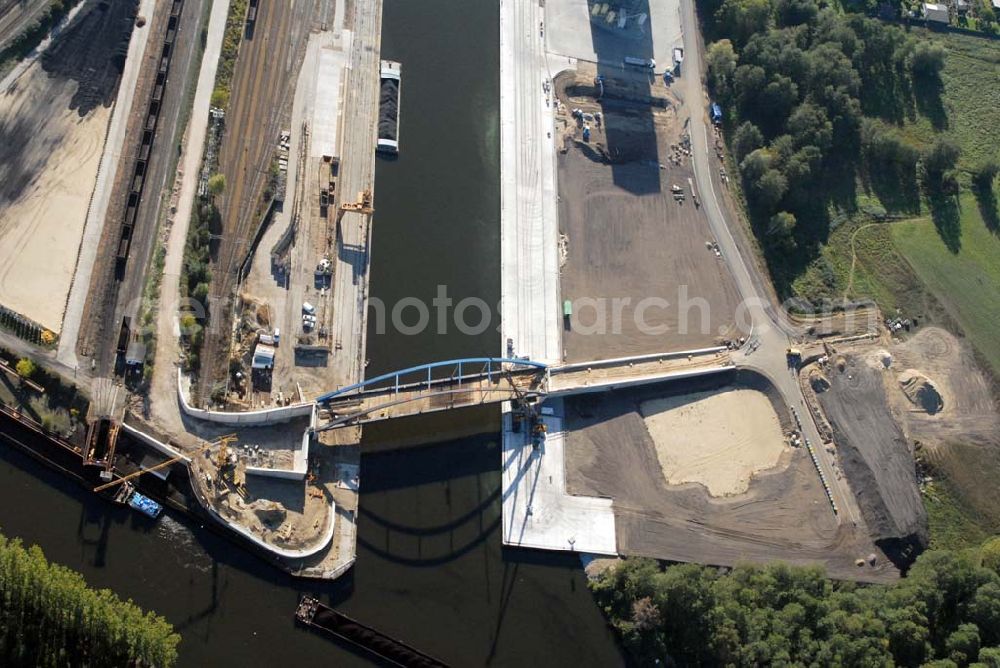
[315,357,548,405]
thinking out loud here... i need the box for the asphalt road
[678,0,864,527]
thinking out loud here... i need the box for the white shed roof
[922,2,949,22]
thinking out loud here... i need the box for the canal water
[0,0,623,665]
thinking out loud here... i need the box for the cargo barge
[295,596,447,667]
[377,60,401,155]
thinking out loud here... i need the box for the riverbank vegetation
[592,549,1000,667]
[0,533,179,666]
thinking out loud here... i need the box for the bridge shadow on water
[589,0,661,195]
[357,434,503,568]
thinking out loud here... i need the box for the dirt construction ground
[814,354,928,559]
[642,388,788,496]
[556,67,741,362]
[0,1,135,332]
[564,372,897,582]
[880,328,1000,528]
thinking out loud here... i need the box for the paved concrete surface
[497,0,869,558]
[499,0,561,365]
[327,0,381,394]
[502,399,617,554]
[500,0,619,554]
[310,40,347,158]
[57,0,156,369]
[545,0,682,72]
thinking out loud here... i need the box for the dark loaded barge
[295,596,448,667]
[376,60,401,155]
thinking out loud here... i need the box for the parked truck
[672,47,684,73]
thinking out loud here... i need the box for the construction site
[560,369,893,581]
[552,59,740,363]
[0,0,996,612]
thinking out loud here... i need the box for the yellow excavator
[339,189,373,216]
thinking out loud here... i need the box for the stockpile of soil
[818,355,928,564]
[809,369,831,393]
[41,0,139,115]
[897,370,944,414]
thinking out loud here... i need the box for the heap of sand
[0,60,111,333]
[641,388,788,497]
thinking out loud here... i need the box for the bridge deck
[319,371,543,429]
[316,349,731,430]
[549,348,732,393]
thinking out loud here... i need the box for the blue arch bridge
[314,357,550,431]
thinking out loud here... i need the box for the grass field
[892,191,1000,378]
[897,31,1000,171]
[923,475,993,551]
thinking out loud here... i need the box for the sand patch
[641,388,788,497]
[0,60,111,333]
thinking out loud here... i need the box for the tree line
[701,0,952,291]
[0,534,179,666]
[591,541,1000,667]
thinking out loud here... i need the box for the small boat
[114,483,163,519]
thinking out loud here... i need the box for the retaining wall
[177,369,313,424]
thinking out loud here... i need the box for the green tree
[733,121,764,162]
[983,537,1000,575]
[715,0,773,46]
[207,173,226,196]
[591,544,1000,667]
[922,137,962,192]
[973,160,999,190]
[775,0,819,26]
[908,40,947,81]
[15,357,36,379]
[767,211,798,251]
[0,534,179,665]
[980,647,1000,667]
[706,39,739,102]
[947,623,982,666]
[754,169,788,211]
[969,581,1000,647]
[788,103,833,151]
[210,87,230,108]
